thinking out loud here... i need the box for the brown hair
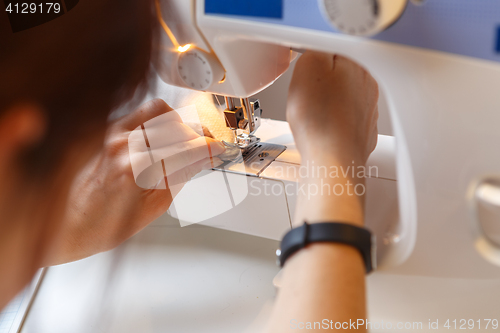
[0,0,155,176]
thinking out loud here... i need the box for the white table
[21,214,280,333]
[21,214,500,332]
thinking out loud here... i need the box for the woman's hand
[44,99,225,266]
[286,52,379,226]
[287,52,379,167]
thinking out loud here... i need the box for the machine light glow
[177,44,192,53]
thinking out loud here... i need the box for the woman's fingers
[129,136,225,189]
[123,98,227,190]
[160,137,225,176]
[144,121,200,149]
[141,157,223,220]
[118,99,180,131]
[295,51,335,75]
[128,106,219,152]
[167,157,223,187]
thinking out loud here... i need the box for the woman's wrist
[295,194,365,227]
[294,159,366,226]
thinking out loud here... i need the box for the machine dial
[177,48,225,91]
[320,0,408,36]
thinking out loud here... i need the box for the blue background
[205,0,283,19]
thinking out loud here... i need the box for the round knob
[177,47,225,91]
[320,0,408,36]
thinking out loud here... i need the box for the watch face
[320,0,379,36]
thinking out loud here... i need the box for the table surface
[21,216,500,333]
[21,215,280,333]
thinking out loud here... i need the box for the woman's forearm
[265,174,367,332]
[266,51,378,332]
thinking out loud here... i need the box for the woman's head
[1,0,155,176]
[0,0,156,306]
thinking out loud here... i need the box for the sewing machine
[153,0,500,281]
[13,2,500,332]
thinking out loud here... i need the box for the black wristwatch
[276,222,376,274]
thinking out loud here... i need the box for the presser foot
[234,133,260,148]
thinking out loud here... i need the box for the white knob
[320,0,408,36]
[177,48,225,91]
[475,179,500,248]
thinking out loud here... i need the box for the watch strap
[277,222,376,274]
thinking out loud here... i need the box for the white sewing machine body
[156,0,500,281]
